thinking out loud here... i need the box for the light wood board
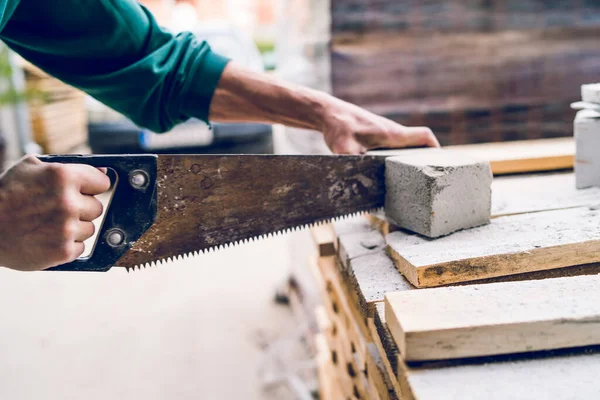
[386,275,600,361]
[387,206,600,287]
[366,343,398,400]
[318,256,372,366]
[310,224,337,257]
[369,137,575,175]
[333,215,600,316]
[334,219,414,319]
[372,300,600,400]
[447,137,575,174]
[491,172,600,217]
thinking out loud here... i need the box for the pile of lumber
[22,61,87,154]
[309,142,600,399]
[330,0,600,145]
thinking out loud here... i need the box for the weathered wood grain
[332,0,600,35]
[316,333,346,400]
[386,206,600,287]
[366,343,398,400]
[372,299,600,400]
[386,275,600,361]
[491,172,600,217]
[447,138,575,174]
[335,218,386,271]
[336,214,600,315]
[331,22,600,145]
[318,256,372,365]
[369,138,575,176]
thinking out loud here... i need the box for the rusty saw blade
[37,154,386,272]
[116,154,385,269]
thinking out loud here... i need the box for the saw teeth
[124,208,383,270]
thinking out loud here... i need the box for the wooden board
[370,303,415,399]
[316,334,346,400]
[318,256,372,367]
[491,172,600,217]
[334,219,414,319]
[336,214,600,309]
[447,138,575,174]
[310,224,337,256]
[387,206,600,287]
[322,291,368,399]
[386,275,600,361]
[369,138,575,175]
[372,300,600,400]
[366,343,397,400]
[335,218,385,271]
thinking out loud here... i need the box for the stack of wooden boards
[309,141,600,399]
[22,61,88,154]
[330,0,600,145]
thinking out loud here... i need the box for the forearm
[209,62,328,132]
[208,62,439,153]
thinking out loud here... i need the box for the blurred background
[0,0,599,399]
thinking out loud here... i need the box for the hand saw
[37,154,386,272]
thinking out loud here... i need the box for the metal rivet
[106,229,125,247]
[130,170,149,189]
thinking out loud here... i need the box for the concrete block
[575,109,600,189]
[582,83,600,104]
[385,149,492,238]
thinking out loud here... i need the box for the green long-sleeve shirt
[0,0,230,132]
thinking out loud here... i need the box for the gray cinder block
[582,83,600,104]
[575,109,600,189]
[385,150,493,238]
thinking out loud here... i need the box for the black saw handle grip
[37,154,158,272]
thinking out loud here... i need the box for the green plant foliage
[0,45,46,106]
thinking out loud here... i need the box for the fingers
[69,242,86,260]
[75,221,96,242]
[402,127,440,148]
[72,164,112,195]
[79,195,104,222]
[330,140,367,155]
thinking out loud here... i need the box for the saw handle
[37,154,158,272]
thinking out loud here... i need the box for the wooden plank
[318,256,373,343]
[316,333,346,400]
[319,257,371,372]
[369,138,575,175]
[387,206,600,287]
[372,300,600,400]
[366,343,397,400]
[319,303,362,400]
[491,172,600,217]
[335,218,385,271]
[334,219,414,319]
[447,138,575,174]
[338,214,600,310]
[310,224,337,257]
[370,303,415,400]
[386,275,600,362]
[323,305,366,400]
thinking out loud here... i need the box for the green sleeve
[0,0,230,132]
